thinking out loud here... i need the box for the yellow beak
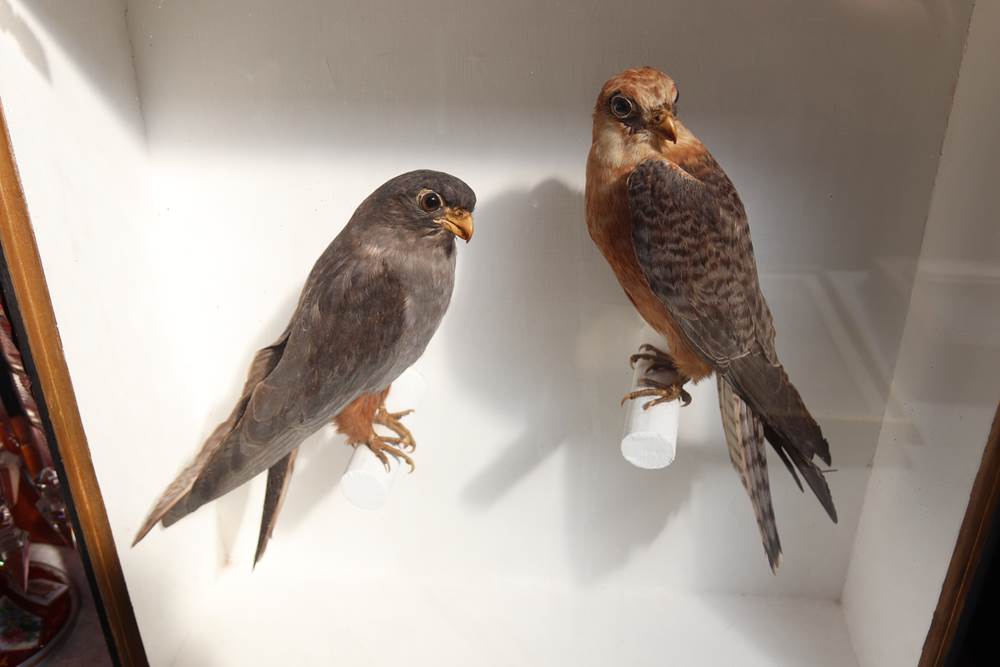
[438,207,474,242]
[651,110,678,144]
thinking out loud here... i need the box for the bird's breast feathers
[585,130,715,381]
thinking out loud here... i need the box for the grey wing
[234,256,408,456]
[136,253,408,537]
[133,327,291,545]
[627,158,836,523]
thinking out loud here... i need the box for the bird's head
[591,67,685,165]
[368,170,476,245]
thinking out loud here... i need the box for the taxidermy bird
[585,67,837,570]
[134,170,475,564]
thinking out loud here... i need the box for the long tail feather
[253,448,298,566]
[133,330,290,546]
[718,377,782,571]
[725,355,838,524]
[764,424,838,523]
[729,356,831,466]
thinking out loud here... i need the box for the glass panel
[1,1,996,665]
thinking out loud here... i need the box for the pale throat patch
[591,119,661,171]
[591,116,701,175]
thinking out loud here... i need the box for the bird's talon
[648,361,680,374]
[621,382,690,409]
[383,436,416,453]
[629,352,656,368]
[623,346,692,409]
[368,445,391,471]
[642,395,673,410]
[630,344,678,369]
[365,433,415,473]
[374,405,417,452]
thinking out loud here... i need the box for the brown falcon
[133,170,475,564]
[585,67,837,570]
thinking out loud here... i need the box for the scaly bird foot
[625,343,692,409]
[374,406,416,452]
[629,343,677,369]
[364,432,415,473]
[621,381,693,410]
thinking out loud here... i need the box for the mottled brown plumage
[586,67,837,570]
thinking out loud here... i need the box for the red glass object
[0,561,77,666]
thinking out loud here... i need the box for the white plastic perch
[340,369,427,510]
[621,324,681,469]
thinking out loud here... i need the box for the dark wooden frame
[920,401,1000,666]
[0,101,147,665]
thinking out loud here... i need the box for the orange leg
[333,387,415,472]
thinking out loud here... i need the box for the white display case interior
[1,1,997,665]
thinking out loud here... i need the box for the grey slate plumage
[134,170,475,545]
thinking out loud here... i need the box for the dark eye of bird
[418,191,442,212]
[610,95,634,119]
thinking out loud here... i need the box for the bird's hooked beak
[649,108,678,143]
[437,207,474,242]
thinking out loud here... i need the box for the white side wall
[843,2,1000,665]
